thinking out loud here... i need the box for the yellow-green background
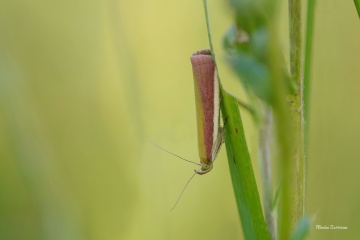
[0,1,359,239]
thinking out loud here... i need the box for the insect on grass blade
[190,49,223,175]
[149,49,224,209]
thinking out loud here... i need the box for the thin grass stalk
[277,1,305,239]
[304,0,316,151]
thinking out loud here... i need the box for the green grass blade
[203,1,270,238]
[220,87,271,240]
[354,0,360,18]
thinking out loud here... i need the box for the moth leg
[211,126,224,162]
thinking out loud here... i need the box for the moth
[149,49,224,209]
[190,49,223,175]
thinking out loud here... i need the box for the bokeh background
[0,1,359,239]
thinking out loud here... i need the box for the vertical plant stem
[304,0,316,150]
[259,106,276,240]
[289,0,302,88]
[289,0,305,217]
[277,1,305,239]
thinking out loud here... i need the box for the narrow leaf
[220,87,271,240]
[203,2,270,238]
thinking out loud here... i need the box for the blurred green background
[0,1,359,239]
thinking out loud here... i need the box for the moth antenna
[170,171,197,211]
[147,140,201,166]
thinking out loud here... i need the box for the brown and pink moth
[190,49,223,175]
[149,49,224,209]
